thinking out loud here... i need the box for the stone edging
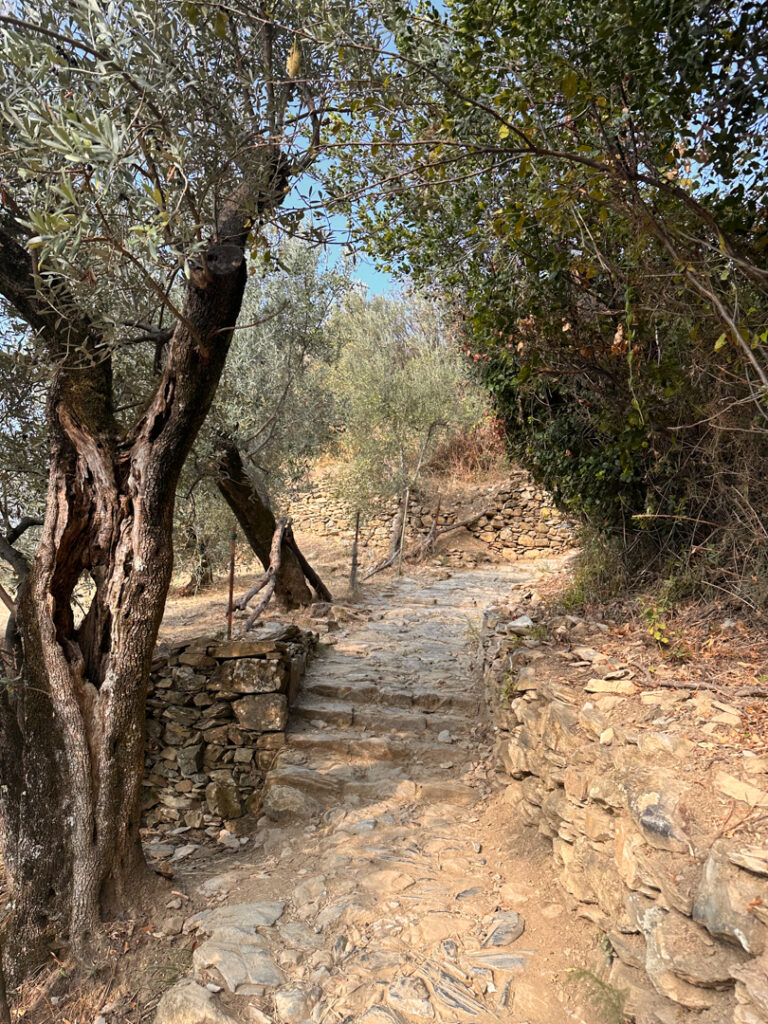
[143,624,316,834]
[481,606,768,1024]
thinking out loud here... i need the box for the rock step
[301,677,479,716]
[283,727,466,766]
[261,763,477,820]
[292,697,463,735]
[263,762,406,804]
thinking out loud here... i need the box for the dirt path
[157,565,599,1024]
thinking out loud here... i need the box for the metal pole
[397,487,410,577]
[227,529,237,640]
[350,510,360,592]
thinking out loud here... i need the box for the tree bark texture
[0,165,281,978]
[216,440,312,608]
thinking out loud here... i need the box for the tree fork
[0,203,256,981]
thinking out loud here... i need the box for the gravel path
[156,566,597,1024]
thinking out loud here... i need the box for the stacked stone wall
[482,607,768,1024]
[285,467,575,559]
[143,624,315,833]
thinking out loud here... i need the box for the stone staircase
[260,569,532,821]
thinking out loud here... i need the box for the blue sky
[349,253,396,295]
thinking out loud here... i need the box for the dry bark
[0,150,290,978]
[363,507,486,580]
[240,517,288,627]
[216,439,315,608]
[234,517,333,627]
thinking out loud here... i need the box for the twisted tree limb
[363,506,486,580]
[238,518,288,628]
[235,516,333,628]
[0,584,15,616]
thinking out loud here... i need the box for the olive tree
[184,239,349,603]
[328,290,484,550]
[0,0,375,977]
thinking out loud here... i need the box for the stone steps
[261,759,477,820]
[292,696,462,735]
[301,677,479,716]
[254,567,532,826]
[284,726,463,767]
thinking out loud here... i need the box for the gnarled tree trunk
[0,176,270,978]
[216,439,312,608]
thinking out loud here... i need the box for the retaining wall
[482,606,768,1024]
[143,624,315,832]
[285,467,575,560]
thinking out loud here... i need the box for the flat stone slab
[185,901,285,936]
[193,936,285,993]
[482,911,525,947]
[154,979,237,1024]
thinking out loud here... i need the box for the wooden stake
[397,488,410,577]
[350,511,360,592]
[227,529,236,640]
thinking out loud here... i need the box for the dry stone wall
[482,607,768,1024]
[143,624,315,833]
[285,467,575,560]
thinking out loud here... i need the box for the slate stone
[205,778,242,820]
[388,977,434,1019]
[634,902,748,995]
[154,979,237,1024]
[482,911,525,947]
[193,937,284,993]
[233,693,288,732]
[186,901,285,934]
[694,841,768,954]
[274,986,314,1022]
[177,743,204,777]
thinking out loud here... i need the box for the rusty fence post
[227,529,237,640]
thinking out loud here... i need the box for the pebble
[170,843,199,862]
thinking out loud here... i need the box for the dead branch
[5,516,43,545]
[363,507,486,580]
[241,517,288,628]
[0,583,15,616]
[234,570,271,611]
[628,672,768,700]
[233,515,332,627]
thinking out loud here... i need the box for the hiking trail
[159,565,597,1024]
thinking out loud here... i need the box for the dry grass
[10,918,192,1024]
[537,558,768,754]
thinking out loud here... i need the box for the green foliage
[0,340,46,542]
[323,0,768,608]
[175,240,352,572]
[327,289,486,512]
[212,240,350,484]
